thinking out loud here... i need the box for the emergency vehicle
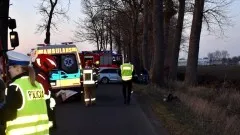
[35,44,83,92]
[79,50,122,68]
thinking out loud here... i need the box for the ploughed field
[177,65,240,89]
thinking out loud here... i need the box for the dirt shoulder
[133,83,199,135]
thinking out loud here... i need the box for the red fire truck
[79,50,122,68]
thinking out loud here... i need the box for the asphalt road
[52,84,164,135]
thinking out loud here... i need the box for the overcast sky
[8,0,240,58]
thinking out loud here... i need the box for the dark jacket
[0,73,27,123]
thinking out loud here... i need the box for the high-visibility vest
[83,69,95,85]
[5,76,50,135]
[120,63,134,81]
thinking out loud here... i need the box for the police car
[98,67,122,84]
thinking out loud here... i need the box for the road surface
[52,84,167,135]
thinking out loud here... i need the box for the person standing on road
[83,60,97,106]
[120,59,134,105]
[0,51,50,135]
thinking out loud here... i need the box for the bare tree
[121,0,143,73]
[184,0,205,86]
[208,52,214,64]
[75,0,125,51]
[36,0,70,44]
[208,50,229,61]
[203,0,233,35]
[163,0,177,68]
[151,0,165,86]
[221,50,229,58]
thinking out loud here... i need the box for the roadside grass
[133,83,198,135]
[134,82,240,135]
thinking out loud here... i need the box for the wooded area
[75,0,232,87]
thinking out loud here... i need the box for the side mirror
[8,19,17,29]
[10,31,19,48]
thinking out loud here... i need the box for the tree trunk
[163,0,176,80]
[147,3,153,71]
[45,1,57,45]
[130,14,141,73]
[185,0,205,86]
[109,0,113,53]
[96,36,100,51]
[100,31,103,51]
[169,0,186,81]
[127,41,131,62]
[105,30,109,50]
[151,0,165,86]
[142,0,149,70]
[163,18,171,67]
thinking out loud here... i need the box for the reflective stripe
[50,97,56,108]
[36,58,41,67]
[85,98,90,101]
[83,80,95,84]
[8,123,49,135]
[5,88,8,96]
[38,74,46,80]
[49,121,53,128]
[122,76,132,81]
[38,73,46,80]
[122,67,132,70]
[46,58,56,67]
[91,98,96,101]
[7,114,48,127]
[20,76,29,79]
[83,69,93,74]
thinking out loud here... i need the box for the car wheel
[101,77,109,84]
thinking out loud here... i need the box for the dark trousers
[122,80,132,104]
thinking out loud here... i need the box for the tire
[101,77,109,84]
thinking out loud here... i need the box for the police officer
[120,59,134,105]
[0,51,50,135]
[83,60,97,106]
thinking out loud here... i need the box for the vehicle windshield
[52,53,78,73]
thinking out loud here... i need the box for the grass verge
[133,83,199,135]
